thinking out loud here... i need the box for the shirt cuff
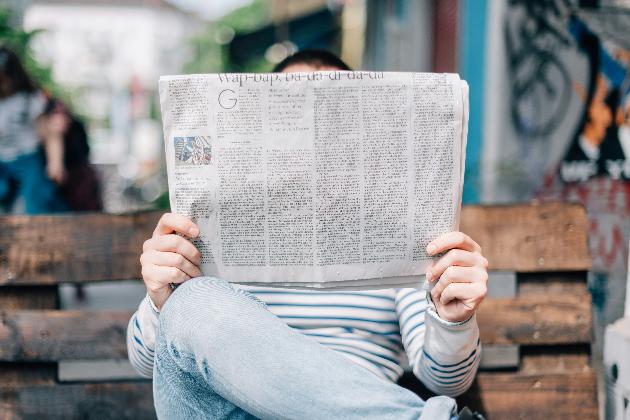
[132,294,161,352]
[426,305,476,329]
[146,293,161,315]
[422,290,480,364]
[425,290,474,327]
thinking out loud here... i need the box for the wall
[363,0,434,72]
[483,0,630,351]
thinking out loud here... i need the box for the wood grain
[476,289,592,346]
[458,371,598,420]
[0,203,591,285]
[0,310,132,361]
[520,346,592,374]
[0,212,161,285]
[2,372,597,420]
[0,204,598,418]
[460,202,591,272]
[400,368,598,419]
[0,382,155,420]
[0,286,58,310]
[0,288,592,362]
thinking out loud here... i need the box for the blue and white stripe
[127,285,481,397]
[127,298,159,378]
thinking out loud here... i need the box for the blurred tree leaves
[185,0,272,75]
[0,7,64,99]
[221,0,270,33]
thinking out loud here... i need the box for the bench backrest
[0,203,596,419]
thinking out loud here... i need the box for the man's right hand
[140,213,202,310]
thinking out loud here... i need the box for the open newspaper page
[159,71,468,289]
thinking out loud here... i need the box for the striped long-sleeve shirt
[127,285,481,397]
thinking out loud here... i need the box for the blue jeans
[153,277,458,419]
[0,152,67,214]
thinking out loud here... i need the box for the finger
[426,232,481,256]
[154,213,199,238]
[440,282,487,306]
[147,234,202,265]
[431,266,486,301]
[426,249,488,282]
[141,250,202,278]
[142,264,190,291]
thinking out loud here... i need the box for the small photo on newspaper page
[159,71,468,290]
[174,136,212,166]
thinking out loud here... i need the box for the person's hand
[425,232,488,323]
[140,213,202,310]
[39,111,70,184]
[46,160,67,184]
[47,111,70,136]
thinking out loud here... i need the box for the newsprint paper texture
[159,71,468,290]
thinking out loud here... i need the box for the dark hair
[273,49,351,72]
[0,46,37,95]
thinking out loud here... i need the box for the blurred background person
[0,45,67,214]
[41,98,103,211]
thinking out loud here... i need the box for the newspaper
[159,71,468,290]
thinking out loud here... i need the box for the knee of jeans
[157,277,250,342]
[161,276,224,314]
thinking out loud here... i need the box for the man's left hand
[425,232,488,323]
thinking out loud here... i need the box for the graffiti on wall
[560,15,630,183]
[504,0,574,138]
[504,1,630,347]
[505,0,630,184]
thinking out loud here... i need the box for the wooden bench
[0,203,597,419]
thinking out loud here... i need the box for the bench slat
[0,203,590,285]
[1,382,155,419]
[3,371,596,420]
[520,346,591,374]
[0,286,58,310]
[458,371,598,419]
[0,212,161,285]
[476,288,592,345]
[0,291,592,361]
[460,203,591,272]
[0,310,131,361]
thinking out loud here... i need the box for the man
[128,50,488,420]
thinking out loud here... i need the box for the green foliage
[184,25,225,74]
[221,0,270,33]
[184,0,273,75]
[153,190,171,211]
[0,7,64,99]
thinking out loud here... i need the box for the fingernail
[189,226,199,237]
[426,244,436,255]
[426,271,433,282]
